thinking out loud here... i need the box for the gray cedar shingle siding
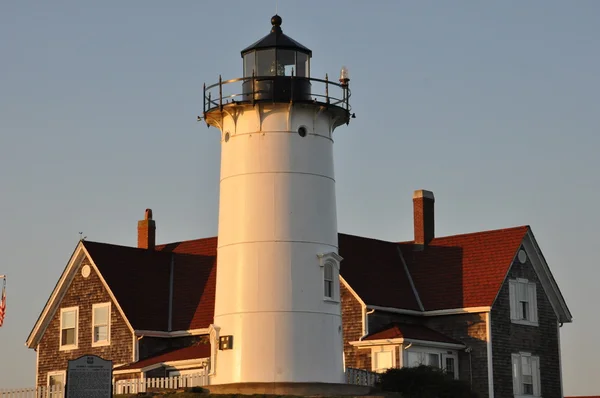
[36,257,133,386]
[491,246,562,398]
[340,283,371,370]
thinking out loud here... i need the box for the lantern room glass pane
[256,49,276,76]
[296,52,309,77]
[277,49,295,76]
[243,52,255,77]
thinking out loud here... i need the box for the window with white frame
[92,302,110,346]
[509,279,538,325]
[512,352,541,397]
[60,307,78,350]
[318,252,342,302]
[47,371,65,398]
[324,261,334,299]
[371,345,396,373]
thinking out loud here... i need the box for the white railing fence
[114,372,209,394]
[0,372,208,397]
[345,367,380,386]
[0,385,62,398]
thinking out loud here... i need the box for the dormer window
[509,278,538,326]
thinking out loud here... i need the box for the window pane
[375,351,393,370]
[445,357,455,373]
[521,301,529,320]
[62,310,75,328]
[95,325,108,342]
[324,280,332,298]
[324,263,333,280]
[256,49,276,76]
[94,306,108,325]
[523,383,534,395]
[244,52,255,77]
[428,353,440,368]
[296,52,309,77]
[62,328,75,345]
[276,50,295,76]
[407,352,423,367]
[49,374,64,386]
[518,282,528,302]
[521,356,532,375]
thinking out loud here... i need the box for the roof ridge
[397,225,530,244]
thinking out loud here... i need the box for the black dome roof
[241,15,312,57]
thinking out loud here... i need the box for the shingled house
[26,191,572,398]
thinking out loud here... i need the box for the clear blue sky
[1,0,598,394]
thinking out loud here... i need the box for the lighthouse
[203,15,352,387]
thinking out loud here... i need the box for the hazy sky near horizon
[1,0,599,394]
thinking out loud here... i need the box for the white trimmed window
[509,279,538,326]
[512,352,541,397]
[59,307,78,350]
[47,370,65,398]
[92,302,111,346]
[317,252,342,302]
[371,345,396,373]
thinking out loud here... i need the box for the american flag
[0,277,5,327]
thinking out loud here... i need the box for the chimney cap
[145,208,153,220]
[413,190,435,200]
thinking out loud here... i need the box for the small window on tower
[324,262,334,299]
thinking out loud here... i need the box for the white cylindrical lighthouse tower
[203,15,352,387]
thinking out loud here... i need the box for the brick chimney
[413,190,435,247]
[138,209,156,250]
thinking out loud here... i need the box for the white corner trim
[557,321,564,398]
[396,246,424,311]
[486,312,494,398]
[365,304,491,317]
[134,328,210,338]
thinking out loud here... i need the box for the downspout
[359,308,375,340]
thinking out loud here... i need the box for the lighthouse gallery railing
[203,74,352,117]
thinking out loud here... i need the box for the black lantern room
[203,15,352,125]
[241,15,312,102]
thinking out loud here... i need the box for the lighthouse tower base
[203,381,373,396]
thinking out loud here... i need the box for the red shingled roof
[398,226,529,311]
[364,323,462,345]
[83,238,217,331]
[83,226,528,333]
[114,343,211,371]
[156,238,217,331]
